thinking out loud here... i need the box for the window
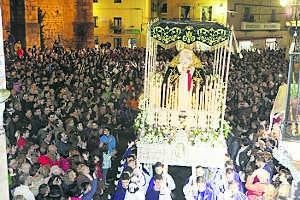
[95,36,100,49]
[181,6,191,19]
[201,6,212,21]
[114,38,122,48]
[114,0,121,3]
[161,3,167,13]
[113,17,122,34]
[128,38,137,48]
[266,38,277,50]
[243,7,254,22]
[239,40,253,50]
[93,16,98,27]
[271,9,276,22]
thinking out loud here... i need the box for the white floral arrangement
[188,120,231,145]
[134,110,231,145]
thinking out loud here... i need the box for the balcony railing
[112,26,122,34]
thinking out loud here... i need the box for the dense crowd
[4,41,143,199]
[3,37,293,200]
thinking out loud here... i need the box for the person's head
[91,122,98,130]
[55,108,62,116]
[25,109,32,119]
[64,118,75,129]
[228,181,239,195]
[39,145,48,155]
[120,172,131,189]
[81,150,89,161]
[257,139,266,150]
[12,113,19,122]
[92,153,101,164]
[77,122,83,131]
[50,165,63,176]
[38,184,50,197]
[17,174,28,185]
[38,166,51,178]
[262,150,272,160]
[241,137,250,147]
[76,164,90,175]
[63,169,77,185]
[48,144,57,155]
[20,162,31,175]
[224,160,234,169]
[195,165,205,177]
[15,130,22,139]
[126,154,136,163]
[279,169,291,184]
[103,128,110,135]
[122,167,133,178]
[48,112,56,123]
[57,132,68,143]
[9,158,18,170]
[127,159,136,170]
[225,168,235,183]
[256,155,266,168]
[154,162,164,175]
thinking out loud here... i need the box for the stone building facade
[2,0,93,48]
[227,0,289,49]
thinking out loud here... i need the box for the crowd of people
[3,37,293,200]
[4,41,143,199]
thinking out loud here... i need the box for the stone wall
[1,0,93,48]
[1,0,11,40]
[25,0,40,47]
[39,0,65,47]
[38,0,93,48]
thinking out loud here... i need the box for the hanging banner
[150,20,231,48]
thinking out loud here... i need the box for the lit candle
[166,81,169,109]
[162,83,166,108]
[174,82,178,111]
[196,82,200,110]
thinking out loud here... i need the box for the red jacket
[38,154,58,166]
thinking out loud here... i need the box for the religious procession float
[135,19,234,169]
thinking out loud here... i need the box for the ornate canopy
[150,20,231,48]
